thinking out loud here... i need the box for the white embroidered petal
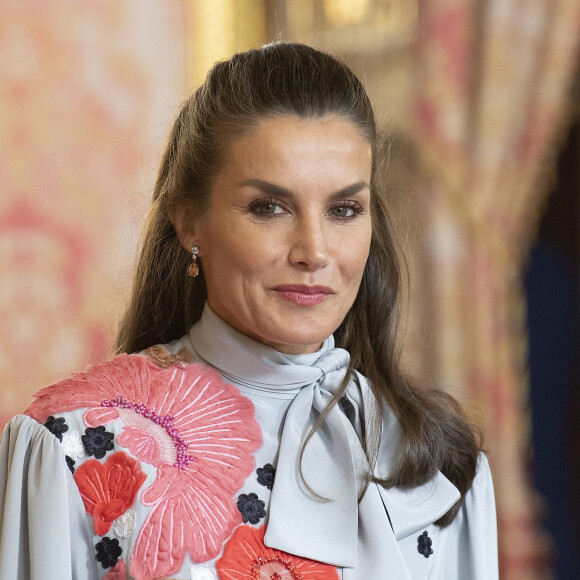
[61,431,86,458]
[190,565,218,580]
[114,509,136,538]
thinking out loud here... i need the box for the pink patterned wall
[0,1,186,427]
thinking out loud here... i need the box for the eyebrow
[239,179,369,199]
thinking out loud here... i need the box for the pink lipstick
[274,285,333,306]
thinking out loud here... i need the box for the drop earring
[188,246,200,278]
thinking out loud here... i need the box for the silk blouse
[0,304,498,579]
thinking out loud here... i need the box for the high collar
[185,303,345,396]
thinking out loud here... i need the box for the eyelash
[247,198,366,220]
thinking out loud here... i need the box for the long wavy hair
[116,42,480,526]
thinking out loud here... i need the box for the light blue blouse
[0,304,498,579]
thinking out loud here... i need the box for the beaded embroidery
[100,397,195,469]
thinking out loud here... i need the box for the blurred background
[0,1,579,577]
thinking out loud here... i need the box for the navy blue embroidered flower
[256,463,276,490]
[237,492,266,524]
[44,416,69,442]
[95,536,122,569]
[417,530,433,558]
[65,455,75,474]
[82,426,114,459]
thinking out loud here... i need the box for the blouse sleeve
[442,452,499,579]
[0,415,97,580]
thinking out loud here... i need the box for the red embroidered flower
[216,526,340,580]
[74,451,146,535]
[25,351,262,580]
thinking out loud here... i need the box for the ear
[168,202,199,253]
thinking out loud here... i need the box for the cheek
[340,234,371,283]
[203,227,278,283]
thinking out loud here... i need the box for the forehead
[216,115,372,184]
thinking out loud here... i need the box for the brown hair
[116,42,480,526]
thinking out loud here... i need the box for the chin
[260,324,333,353]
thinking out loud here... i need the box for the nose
[288,216,329,270]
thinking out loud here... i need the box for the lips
[273,285,334,306]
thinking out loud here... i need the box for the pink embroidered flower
[216,526,340,579]
[74,451,146,536]
[25,351,262,580]
[103,558,127,580]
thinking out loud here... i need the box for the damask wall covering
[0,1,186,427]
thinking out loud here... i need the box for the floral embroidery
[61,430,86,458]
[114,509,137,539]
[65,455,75,474]
[256,463,275,490]
[74,451,146,536]
[417,530,433,558]
[25,352,262,580]
[142,345,193,368]
[95,537,122,569]
[82,426,115,459]
[44,416,68,441]
[190,565,219,580]
[103,558,127,579]
[237,492,266,525]
[101,397,194,469]
[216,525,340,579]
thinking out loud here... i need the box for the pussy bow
[188,305,460,579]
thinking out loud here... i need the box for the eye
[331,206,354,218]
[328,201,365,219]
[248,198,286,216]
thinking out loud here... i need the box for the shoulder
[23,346,217,425]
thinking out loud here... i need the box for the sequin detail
[101,396,195,469]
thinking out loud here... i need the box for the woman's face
[177,115,373,354]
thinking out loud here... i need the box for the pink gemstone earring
[188,246,200,278]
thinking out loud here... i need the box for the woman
[0,43,497,579]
